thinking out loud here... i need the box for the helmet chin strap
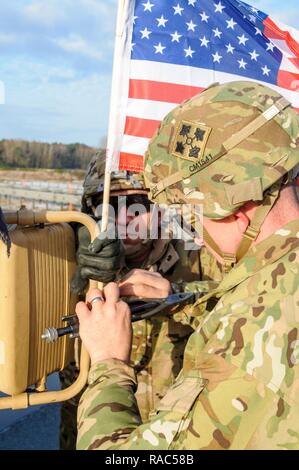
[190,179,283,274]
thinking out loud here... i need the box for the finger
[120,268,159,282]
[118,300,132,318]
[119,283,168,299]
[119,271,164,289]
[103,282,120,304]
[86,288,104,304]
[75,301,91,320]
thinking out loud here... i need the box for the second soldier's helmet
[82,150,148,214]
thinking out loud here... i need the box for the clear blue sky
[0,0,298,148]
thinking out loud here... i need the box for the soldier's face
[116,204,151,246]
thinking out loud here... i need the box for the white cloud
[24,1,66,26]
[1,56,111,145]
[52,34,103,60]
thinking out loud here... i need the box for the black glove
[71,225,125,294]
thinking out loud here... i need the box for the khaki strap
[150,171,183,198]
[236,179,282,261]
[193,180,282,272]
[223,97,290,153]
[150,97,290,199]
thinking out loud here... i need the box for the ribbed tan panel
[0,223,76,395]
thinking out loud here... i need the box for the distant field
[0,168,85,182]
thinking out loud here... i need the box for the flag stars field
[157,15,168,27]
[171,31,182,42]
[131,0,290,87]
[262,65,271,75]
[214,2,225,14]
[184,46,195,58]
[238,34,249,45]
[173,4,184,16]
[266,42,275,52]
[212,51,222,63]
[226,43,235,54]
[213,28,222,38]
[226,18,237,29]
[200,12,209,22]
[238,58,247,69]
[200,36,209,47]
[140,27,152,39]
[154,43,166,54]
[143,1,154,12]
[186,20,197,32]
[249,50,259,61]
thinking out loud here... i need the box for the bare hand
[76,284,132,365]
[119,269,172,298]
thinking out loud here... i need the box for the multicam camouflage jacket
[77,218,299,450]
[131,239,222,421]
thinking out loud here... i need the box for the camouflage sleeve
[171,279,220,295]
[77,359,142,450]
[76,354,299,450]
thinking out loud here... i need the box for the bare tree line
[0,139,99,170]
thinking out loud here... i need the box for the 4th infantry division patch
[171,120,212,163]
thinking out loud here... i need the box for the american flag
[106,0,299,172]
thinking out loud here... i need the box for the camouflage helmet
[144,80,299,219]
[144,80,299,271]
[82,150,148,213]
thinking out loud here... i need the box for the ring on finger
[90,296,104,306]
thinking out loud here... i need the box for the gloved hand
[71,225,125,294]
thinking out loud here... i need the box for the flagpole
[101,0,128,234]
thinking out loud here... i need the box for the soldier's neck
[125,240,154,268]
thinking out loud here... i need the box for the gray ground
[0,403,61,450]
[0,374,61,450]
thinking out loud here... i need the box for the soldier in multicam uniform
[59,151,222,449]
[75,80,299,450]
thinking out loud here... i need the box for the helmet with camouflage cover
[82,150,148,214]
[144,80,299,270]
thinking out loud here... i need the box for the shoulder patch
[171,120,212,163]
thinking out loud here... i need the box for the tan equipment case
[0,209,98,409]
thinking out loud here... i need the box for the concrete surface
[0,373,61,450]
[0,403,61,450]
